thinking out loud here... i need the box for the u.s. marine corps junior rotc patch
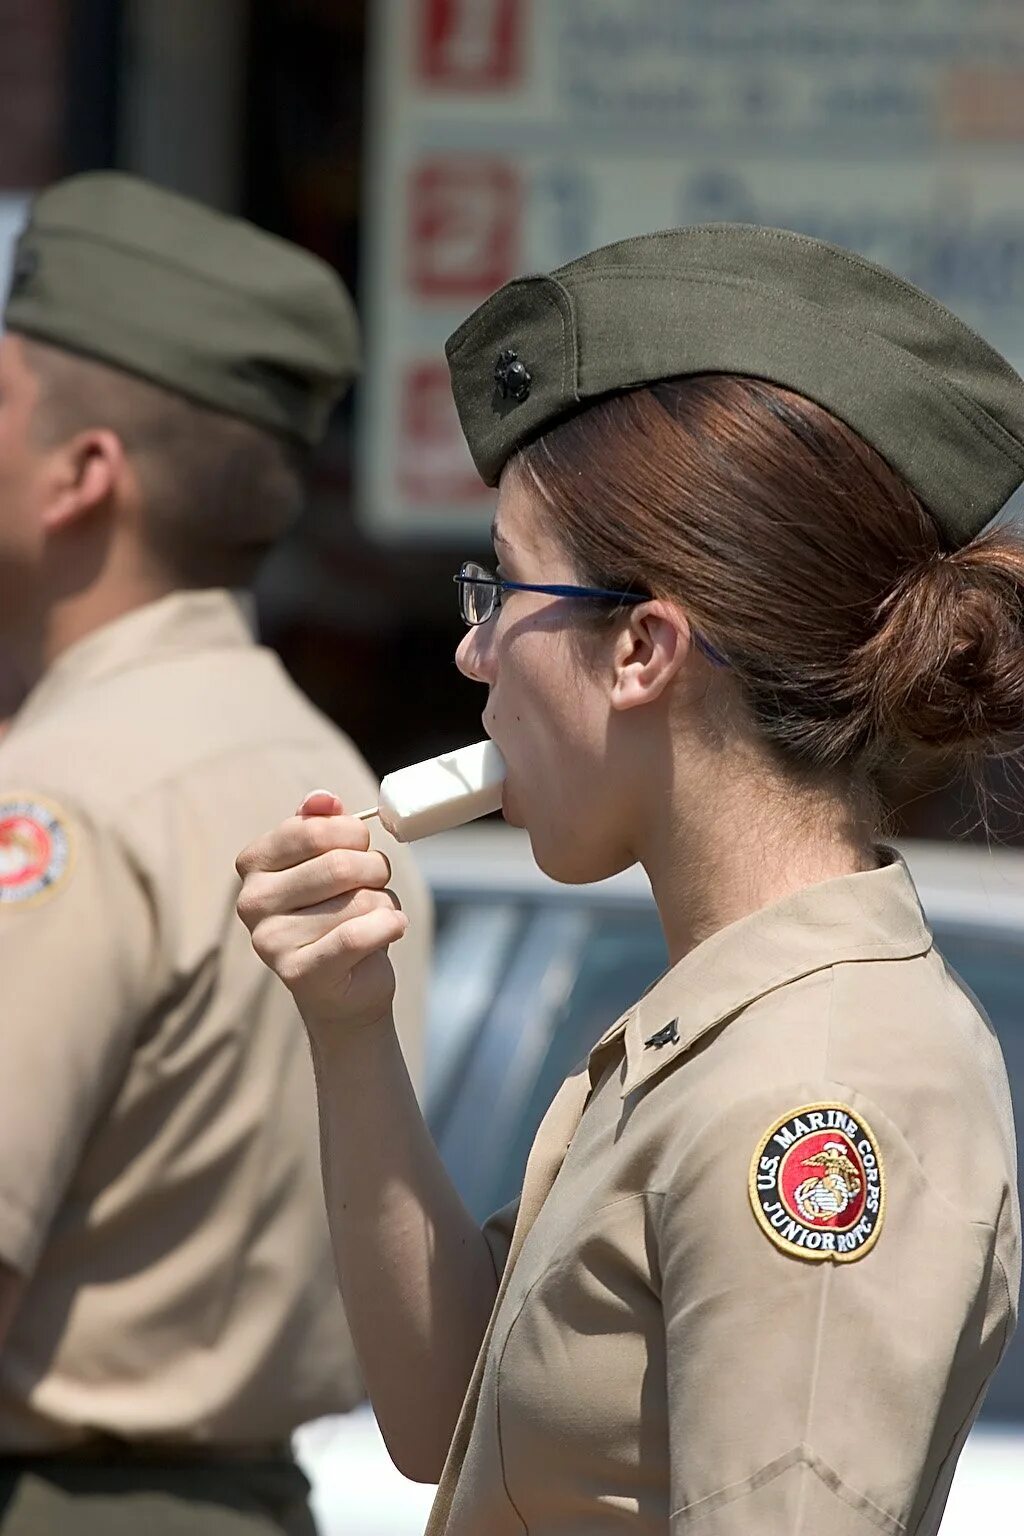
[0,796,74,906]
[749,1102,885,1263]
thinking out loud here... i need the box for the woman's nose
[455,623,495,685]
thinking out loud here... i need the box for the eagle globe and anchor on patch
[0,797,72,906]
[749,1103,885,1263]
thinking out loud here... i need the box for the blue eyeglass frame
[454,561,642,623]
[453,561,728,666]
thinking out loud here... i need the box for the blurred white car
[297,831,1024,1536]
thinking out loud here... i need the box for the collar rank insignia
[493,347,532,403]
[644,1019,679,1050]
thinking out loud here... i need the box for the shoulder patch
[749,1102,884,1263]
[0,796,74,907]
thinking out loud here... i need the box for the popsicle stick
[353,807,380,822]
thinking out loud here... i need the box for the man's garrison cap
[4,172,360,448]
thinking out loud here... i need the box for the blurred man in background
[0,173,431,1535]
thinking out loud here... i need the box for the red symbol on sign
[399,363,489,506]
[408,158,520,299]
[418,0,525,89]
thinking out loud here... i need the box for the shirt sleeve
[658,1081,1007,1535]
[0,792,156,1274]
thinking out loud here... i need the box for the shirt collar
[8,589,254,736]
[603,853,932,1100]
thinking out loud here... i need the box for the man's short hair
[22,337,311,587]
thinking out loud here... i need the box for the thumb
[297,788,344,818]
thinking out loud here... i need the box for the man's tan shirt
[0,589,431,1451]
[433,857,1019,1535]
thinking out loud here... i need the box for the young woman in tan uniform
[237,226,1024,1535]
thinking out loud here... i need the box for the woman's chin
[526,824,631,887]
[504,782,633,884]
[502,811,526,831]
[499,784,525,829]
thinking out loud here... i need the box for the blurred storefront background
[2,0,1023,835]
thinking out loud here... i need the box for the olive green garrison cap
[445,225,1024,546]
[4,172,360,447]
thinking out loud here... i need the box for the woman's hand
[236,790,409,1038]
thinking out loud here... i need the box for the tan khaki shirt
[432,856,1020,1535]
[0,589,432,1451]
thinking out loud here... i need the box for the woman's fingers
[249,887,403,966]
[237,847,393,931]
[237,811,372,881]
[236,805,408,1036]
[297,789,344,817]
[280,905,410,990]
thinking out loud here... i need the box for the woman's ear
[610,601,695,712]
[41,429,126,533]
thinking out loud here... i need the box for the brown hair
[515,375,1024,773]
[23,337,309,587]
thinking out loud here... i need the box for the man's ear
[40,429,126,532]
[609,600,695,712]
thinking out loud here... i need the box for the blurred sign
[407,157,522,297]
[417,0,524,88]
[360,0,1024,540]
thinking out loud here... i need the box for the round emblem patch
[0,797,73,906]
[749,1102,885,1263]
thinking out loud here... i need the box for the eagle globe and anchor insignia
[749,1103,885,1263]
[493,347,532,403]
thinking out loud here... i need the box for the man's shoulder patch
[749,1101,885,1263]
[0,795,74,908]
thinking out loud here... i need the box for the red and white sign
[361,0,1024,539]
[408,158,521,299]
[398,362,487,503]
[417,0,524,90]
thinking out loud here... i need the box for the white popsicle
[356,739,506,844]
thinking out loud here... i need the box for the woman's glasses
[452,560,729,666]
[453,560,645,627]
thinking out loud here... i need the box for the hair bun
[850,532,1024,756]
